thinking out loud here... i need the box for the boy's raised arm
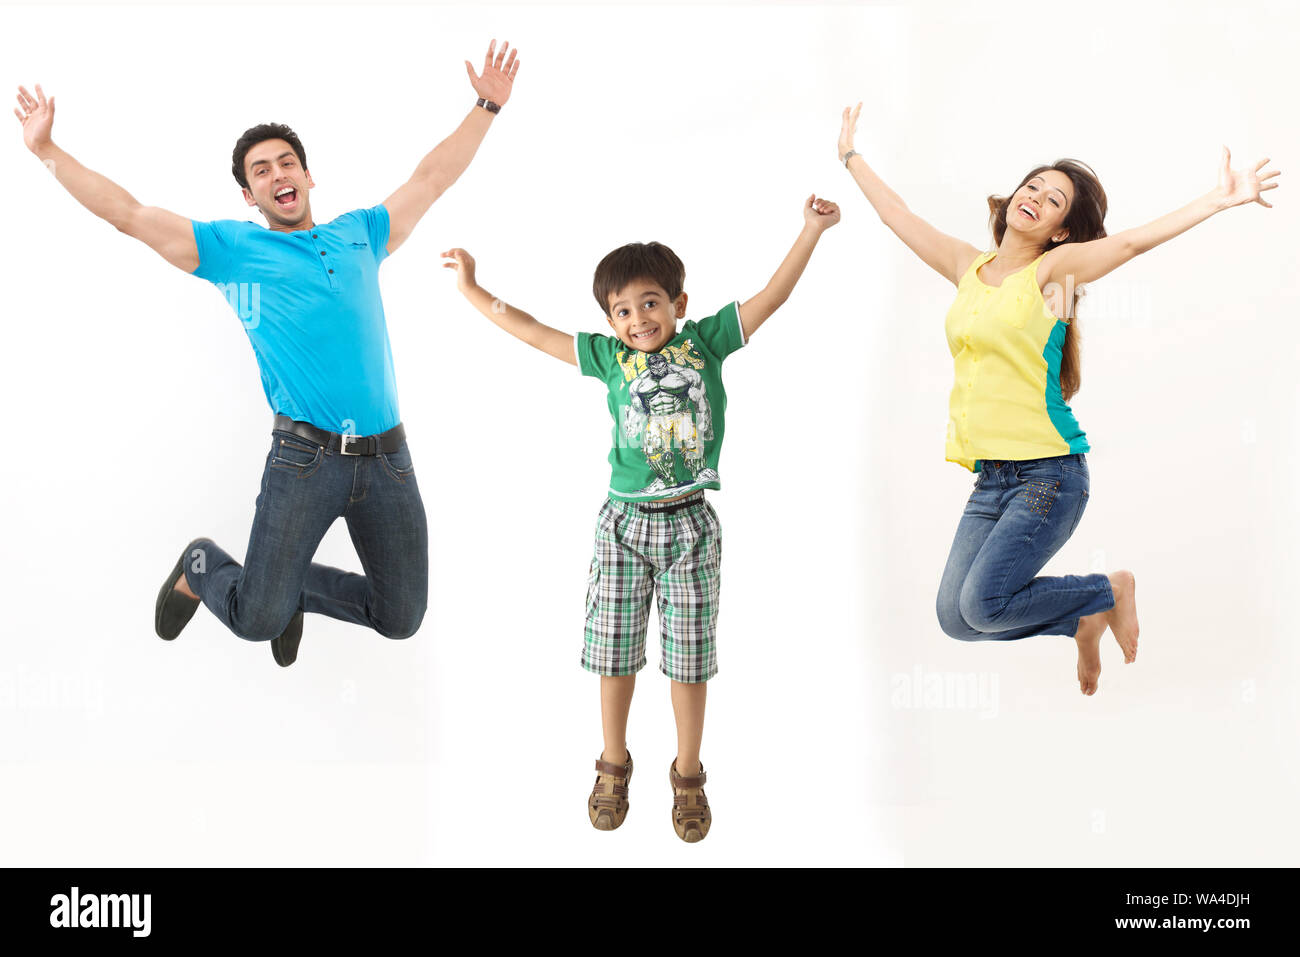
[382,40,520,256]
[738,194,840,340]
[442,247,577,366]
[15,83,199,273]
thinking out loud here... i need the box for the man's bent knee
[376,602,426,640]
[229,604,299,642]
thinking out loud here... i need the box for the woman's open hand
[1215,146,1280,210]
[838,102,861,164]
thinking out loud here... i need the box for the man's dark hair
[231,123,308,190]
[592,242,685,315]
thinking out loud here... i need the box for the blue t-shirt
[191,205,399,436]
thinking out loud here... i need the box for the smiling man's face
[242,138,315,231]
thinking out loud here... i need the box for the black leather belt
[635,491,706,514]
[272,414,406,456]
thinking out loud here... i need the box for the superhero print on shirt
[616,338,719,497]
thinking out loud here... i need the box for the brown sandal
[670,760,711,843]
[589,751,633,830]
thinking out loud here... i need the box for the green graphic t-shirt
[577,301,746,501]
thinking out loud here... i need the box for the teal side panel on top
[1042,320,1090,454]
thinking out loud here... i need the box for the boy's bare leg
[600,675,635,764]
[670,680,707,775]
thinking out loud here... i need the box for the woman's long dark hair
[987,159,1107,402]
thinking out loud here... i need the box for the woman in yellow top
[837,103,1278,695]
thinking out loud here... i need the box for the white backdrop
[1,0,1295,867]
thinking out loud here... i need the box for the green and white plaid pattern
[582,493,721,683]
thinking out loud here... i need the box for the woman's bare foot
[1106,570,1139,663]
[1074,613,1106,695]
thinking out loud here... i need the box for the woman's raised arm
[839,102,981,286]
[1043,147,1279,288]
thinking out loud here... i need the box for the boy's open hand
[14,83,55,152]
[838,102,861,163]
[466,40,520,107]
[804,194,841,232]
[441,247,478,292]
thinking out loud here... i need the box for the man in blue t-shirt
[14,40,521,666]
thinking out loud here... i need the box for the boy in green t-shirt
[442,195,840,841]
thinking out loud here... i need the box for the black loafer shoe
[155,540,205,641]
[271,611,305,667]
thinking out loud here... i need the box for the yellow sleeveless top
[943,250,1089,472]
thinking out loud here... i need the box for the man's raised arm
[382,40,520,256]
[15,84,198,273]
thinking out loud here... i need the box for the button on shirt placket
[309,231,339,292]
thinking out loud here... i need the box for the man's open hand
[465,40,520,107]
[14,83,55,153]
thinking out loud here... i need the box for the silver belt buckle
[340,431,362,456]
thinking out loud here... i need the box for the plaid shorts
[581,492,721,683]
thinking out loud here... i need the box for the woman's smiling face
[1007,169,1074,243]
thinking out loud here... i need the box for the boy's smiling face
[606,279,688,353]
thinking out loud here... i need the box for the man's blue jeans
[936,454,1114,641]
[182,426,428,642]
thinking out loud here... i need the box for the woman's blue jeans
[936,454,1114,641]
[182,427,429,642]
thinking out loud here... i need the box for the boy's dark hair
[592,242,685,315]
[231,123,308,190]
